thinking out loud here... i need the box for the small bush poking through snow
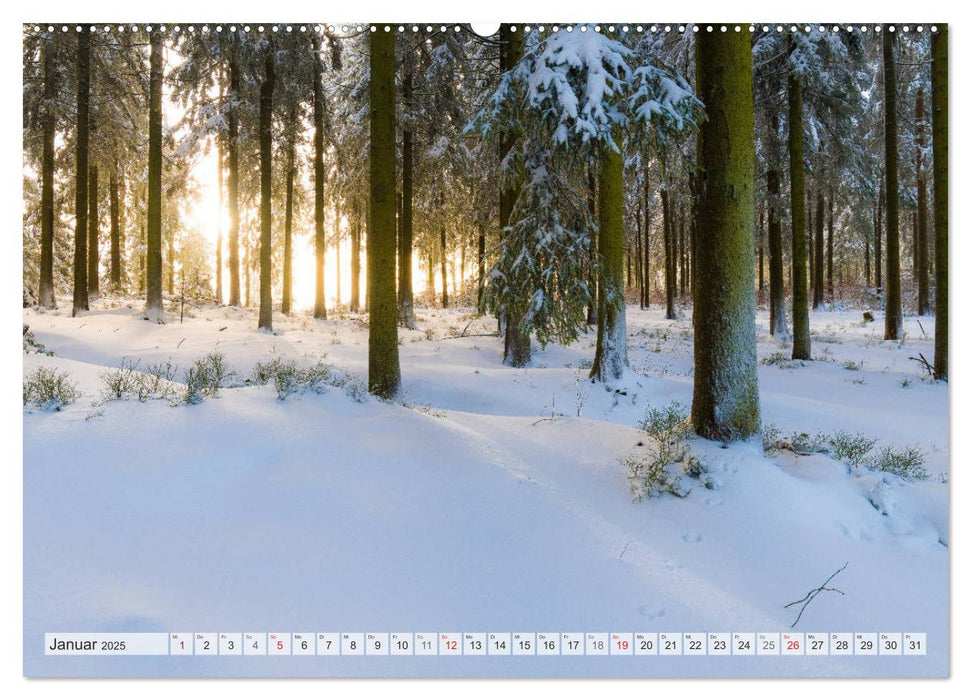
[761,422,782,454]
[251,353,363,402]
[872,445,929,481]
[186,351,236,401]
[829,431,877,471]
[626,402,694,500]
[23,367,79,411]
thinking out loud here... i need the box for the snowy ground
[22,297,948,677]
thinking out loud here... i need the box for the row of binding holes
[33,24,939,34]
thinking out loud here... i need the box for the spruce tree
[367,27,401,398]
[312,32,327,320]
[883,28,903,340]
[227,42,241,307]
[931,26,947,379]
[38,36,57,309]
[692,27,760,441]
[258,42,274,331]
[145,29,164,323]
[788,53,811,360]
[72,30,91,317]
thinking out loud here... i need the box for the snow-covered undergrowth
[23,299,947,677]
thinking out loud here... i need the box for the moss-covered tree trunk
[282,114,296,316]
[312,33,327,320]
[767,167,788,338]
[72,30,90,317]
[499,25,530,366]
[145,29,164,324]
[788,65,810,359]
[227,46,241,307]
[109,166,121,289]
[258,45,274,331]
[398,69,416,328]
[589,128,627,383]
[367,27,401,398]
[915,87,930,315]
[39,37,57,309]
[692,29,760,441]
[883,28,903,340]
[932,25,947,380]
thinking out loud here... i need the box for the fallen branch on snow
[784,561,848,628]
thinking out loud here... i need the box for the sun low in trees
[691,28,760,442]
[471,26,700,379]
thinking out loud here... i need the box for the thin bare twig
[784,561,848,628]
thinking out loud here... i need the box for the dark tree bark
[883,28,903,340]
[813,191,824,309]
[692,28,760,441]
[282,114,296,316]
[499,25,530,366]
[916,87,930,315]
[367,27,401,397]
[767,168,788,337]
[932,25,947,379]
[876,182,883,291]
[227,44,241,307]
[215,103,224,304]
[109,166,121,288]
[788,56,811,360]
[145,29,163,323]
[439,224,448,308]
[258,44,274,331]
[827,190,834,301]
[39,37,57,308]
[350,199,362,312]
[586,164,599,325]
[312,33,327,319]
[476,221,486,313]
[758,205,765,295]
[71,30,90,317]
[641,164,650,308]
[398,69,416,327]
[87,165,100,299]
[661,184,677,319]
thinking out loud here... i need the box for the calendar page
[21,15,950,680]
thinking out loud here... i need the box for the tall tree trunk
[499,25,530,366]
[216,122,224,304]
[876,182,883,291]
[39,37,57,308]
[227,47,241,307]
[87,165,100,299]
[258,45,274,331]
[661,184,677,319]
[883,28,903,340]
[368,27,401,397]
[335,200,342,308]
[71,30,90,317]
[813,191,824,309]
[312,34,327,319]
[865,199,873,286]
[642,164,650,308]
[585,164,599,325]
[679,205,687,295]
[476,221,486,313]
[767,168,788,338]
[167,234,175,295]
[916,87,930,315]
[439,224,448,308]
[398,70,416,327]
[634,206,643,308]
[145,29,164,323]
[350,199,362,312]
[589,128,627,383]
[758,205,765,295]
[243,236,250,307]
[692,28,760,441]
[827,190,834,301]
[932,26,947,379]
[109,166,121,288]
[282,119,296,316]
[788,58,811,360]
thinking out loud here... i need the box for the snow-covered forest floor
[23,298,948,677]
